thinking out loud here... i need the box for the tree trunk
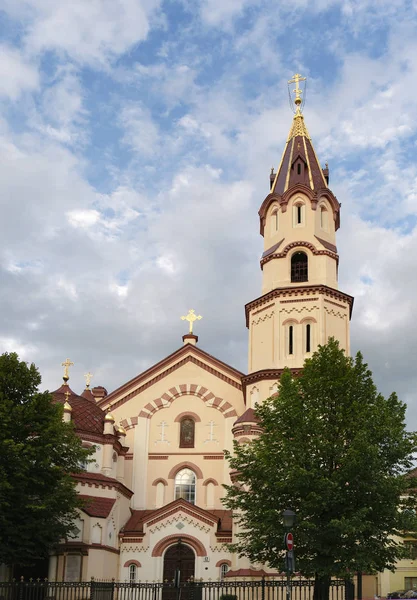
[313,574,331,600]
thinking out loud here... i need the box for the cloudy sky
[1,0,417,424]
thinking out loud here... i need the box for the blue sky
[2,0,417,425]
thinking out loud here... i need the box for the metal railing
[0,578,351,600]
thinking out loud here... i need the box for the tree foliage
[224,339,417,584]
[0,352,92,567]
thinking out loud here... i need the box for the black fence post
[90,577,95,600]
[261,577,265,600]
[344,580,354,600]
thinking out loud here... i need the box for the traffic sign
[285,532,294,551]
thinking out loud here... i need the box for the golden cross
[64,390,71,402]
[84,372,93,388]
[288,73,306,109]
[181,309,202,334]
[61,358,74,380]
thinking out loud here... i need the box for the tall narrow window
[289,326,294,355]
[129,565,137,583]
[297,163,301,175]
[320,206,328,230]
[291,252,308,282]
[180,417,195,448]
[220,564,230,579]
[274,210,279,232]
[297,205,302,224]
[174,468,196,504]
[306,324,311,353]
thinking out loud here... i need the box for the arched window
[271,208,279,234]
[291,252,308,282]
[129,564,137,583]
[220,563,230,579]
[320,205,328,230]
[306,323,311,353]
[174,468,196,504]
[293,201,305,226]
[180,417,195,448]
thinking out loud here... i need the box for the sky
[1,0,417,425]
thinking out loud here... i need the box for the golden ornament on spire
[84,371,93,389]
[181,309,202,334]
[61,358,74,384]
[288,73,306,113]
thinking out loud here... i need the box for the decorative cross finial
[181,309,202,334]
[64,390,71,402]
[288,73,306,113]
[84,372,93,389]
[61,358,74,384]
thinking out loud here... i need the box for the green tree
[224,339,417,600]
[0,352,92,569]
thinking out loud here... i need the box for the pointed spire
[270,74,328,196]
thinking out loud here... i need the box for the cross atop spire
[181,309,202,334]
[84,371,93,389]
[288,73,306,113]
[61,358,74,385]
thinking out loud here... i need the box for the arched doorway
[163,542,195,600]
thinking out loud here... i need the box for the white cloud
[120,104,160,156]
[4,0,162,66]
[0,45,39,99]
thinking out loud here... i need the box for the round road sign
[286,532,294,551]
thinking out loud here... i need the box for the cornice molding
[245,284,354,327]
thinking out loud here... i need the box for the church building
[38,75,376,587]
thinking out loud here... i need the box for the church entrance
[162,542,195,600]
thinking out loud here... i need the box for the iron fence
[0,578,352,600]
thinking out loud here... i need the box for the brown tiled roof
[79,495,115,518]
[53,384,105,435]
[271,113,327,197]
[234,408,260,425]
[73,471,133,498]
[81,388,95,402]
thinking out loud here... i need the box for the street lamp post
[282,510,296,600]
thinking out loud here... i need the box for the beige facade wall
[261,193,338,295]
[248,294,350,374]
[110,358,245,511]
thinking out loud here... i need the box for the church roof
[270,111,328,196]
[234,407,260,425]
[79,495,116,518]
[52,383,105,435]
[81,387,95,402]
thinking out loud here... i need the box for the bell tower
[243,74,354,404]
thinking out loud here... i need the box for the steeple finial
[84,371,93,389]
[288,73,307,114]
[61,358,74,385]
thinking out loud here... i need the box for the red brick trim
[152,535,206,557]
[216,560,232,567]
[202,478,219,486]
[260,240,338,270]
[168,462,204,479]
[134,384,237,420]
[174,412,201,423]
[124,560,141,568]
[152,478,168,486]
